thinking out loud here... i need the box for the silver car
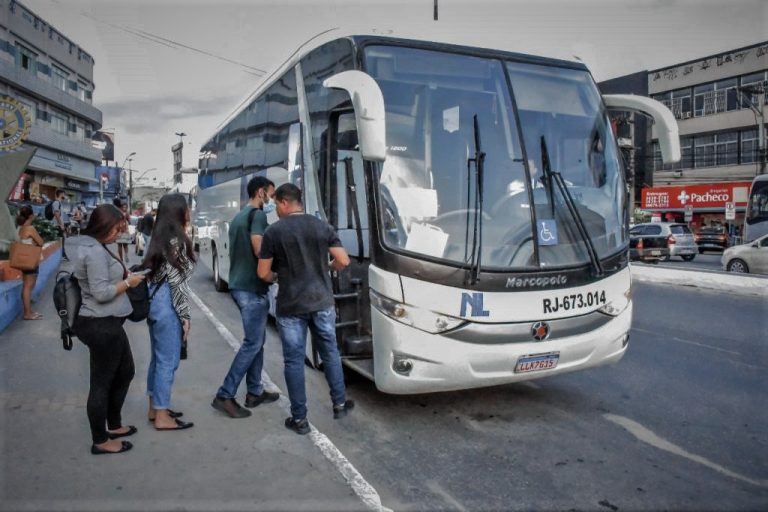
[721,234,768,275]
[630,222,698,261]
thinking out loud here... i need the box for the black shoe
[245,390,279,408]
[91,440,132,455]
[284,417,310,435]
[333,400,355,419]
[107,425,137,439]
[211,396,252,418]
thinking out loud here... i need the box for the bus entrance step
[335,320,359,329]
[343,335,372,356]
[342,357,374,380]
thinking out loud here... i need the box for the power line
[46,0,267,76]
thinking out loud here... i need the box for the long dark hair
[82,204,124,241]
[15,205,35,227]
[144,193,196,278]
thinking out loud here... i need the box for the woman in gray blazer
[74,205,146,455]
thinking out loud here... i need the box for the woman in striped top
[142,194,196,430]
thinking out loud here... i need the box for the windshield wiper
[540,136,603,277]
[465,114,486,285]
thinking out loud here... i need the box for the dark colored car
[695,226,729,253]
[629,223,671,262]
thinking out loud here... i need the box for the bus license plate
[514,352,559,373]
[651,250,661,255]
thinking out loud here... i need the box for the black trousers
[74,316,135,444]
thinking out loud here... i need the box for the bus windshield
[363,45,627,270]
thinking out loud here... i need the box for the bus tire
[212,246,228,292]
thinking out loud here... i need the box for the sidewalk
[0,268,365,511]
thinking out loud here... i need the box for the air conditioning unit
[682,112,692,119]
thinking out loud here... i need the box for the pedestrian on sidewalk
[257,183,353,435]
[142,194,196,431]
[212,176,279,418]
[73,204,147,455]
[114,199,132,264]
[14,205,44,320]
[51,189,68,261]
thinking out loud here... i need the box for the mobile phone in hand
[132,268,151,276]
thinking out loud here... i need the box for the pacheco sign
[641,182,752,210]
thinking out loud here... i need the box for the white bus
[194,34,680,394]
[744,174,768,243]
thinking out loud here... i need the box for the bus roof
[203,30,588,149]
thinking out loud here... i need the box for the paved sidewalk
[0,272,365,511]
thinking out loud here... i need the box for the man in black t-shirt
[258,183,353,435]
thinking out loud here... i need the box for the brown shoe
[211,396,251,418]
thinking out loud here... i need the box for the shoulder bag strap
[101,244,128,279]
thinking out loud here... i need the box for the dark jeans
[74,315,135,444]
[217,290,269,399]
[276,307,346,420]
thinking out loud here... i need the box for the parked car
[695,226,729,253]
[721,234,768,274]
[629,222,697,262]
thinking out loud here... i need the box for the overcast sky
[23,0,768,190]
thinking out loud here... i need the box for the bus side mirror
[603,94,681,164]
[323,70,387,163]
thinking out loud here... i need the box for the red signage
[641,182,752,210]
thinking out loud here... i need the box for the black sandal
[147,409,183,422]
[155,418,194,431]
[107,425,137,439]
[91,440,133,455]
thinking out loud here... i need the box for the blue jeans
[147,282,182,409]
[276,307,346,420]
[217,290,269,399]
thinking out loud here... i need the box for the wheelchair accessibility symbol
[538,220,558,246]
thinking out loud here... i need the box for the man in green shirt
[212,176,279,418]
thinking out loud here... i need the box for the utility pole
[434,0,438,21]
[740,85,766,175]
[127,157,134,212]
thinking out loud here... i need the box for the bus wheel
[212,246,228,292]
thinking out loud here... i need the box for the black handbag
[126,264,164,322]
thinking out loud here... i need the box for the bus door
[325,110,373,360]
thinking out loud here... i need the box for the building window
[52,64,69,91]
[740,71,768,106]
[693,83,713,117]
[672,89,692,119]
[741,129,758,164]
[694,135,715,167]
[50,110,68,135]
[715,132,738,166]
[680,137,693,169]
[15,44,36,73]
[716,78,739,112]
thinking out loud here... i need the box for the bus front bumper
[371,302,632,394]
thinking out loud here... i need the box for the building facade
[1,0,103,205]
[600,41,767,231]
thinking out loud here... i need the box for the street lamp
[175,132,187,144]
[739,84,766,175]
[120,151,136,206]
[127,157,134,212]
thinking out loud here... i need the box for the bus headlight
[597,288,632,317]
[370,290,466,334]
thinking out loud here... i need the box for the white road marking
[190,290,391,512]
[633,327,741,356]
[604,413,768,488]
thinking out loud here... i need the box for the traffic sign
[725,202,735,220]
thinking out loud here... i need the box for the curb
[630,263,767,298]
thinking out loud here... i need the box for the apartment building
[600,41,767,229]
[1,0,103,205]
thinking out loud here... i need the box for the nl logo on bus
[460,292,490,318]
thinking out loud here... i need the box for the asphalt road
[189,270,768,511]
[654,252,723,272]
[2,266,766,511]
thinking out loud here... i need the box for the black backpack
[44,201,55,221]
[53,271,81,350]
